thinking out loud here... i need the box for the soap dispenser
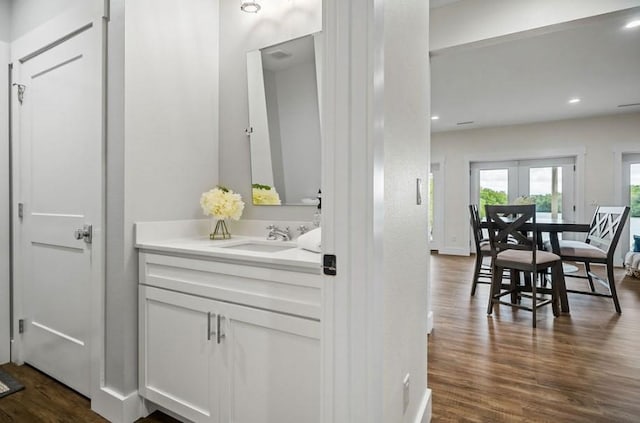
[313,189,322,227]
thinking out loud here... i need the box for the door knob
[73,224,93,243]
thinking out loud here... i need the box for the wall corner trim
[438,247,470,256]
[92,387,142,423]
[414,388,432,423]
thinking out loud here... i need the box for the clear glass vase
[210,219,231,240]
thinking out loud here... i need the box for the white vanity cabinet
[138,251,321,423]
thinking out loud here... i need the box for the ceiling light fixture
[624,19,640,29]
[431,116,440,120]
[568,98,581,104]
[241,1,261,13]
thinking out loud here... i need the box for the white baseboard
[438,247,469,256]
[414,388,432,423]
[92,387,142,423]
[427,310,434,334]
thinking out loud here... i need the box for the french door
[471,157,575,222]
[622,154,640,251]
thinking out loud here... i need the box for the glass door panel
[529,166,563,220]
[479,169,508,217]
[630,163,640,249]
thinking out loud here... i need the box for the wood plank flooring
[429,253,640,422]
[1,253,638,422]
[0,363,178,422]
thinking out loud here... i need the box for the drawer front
[140,253,322,320]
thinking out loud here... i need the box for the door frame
[1,42,10,365]
[10,2,106,403]
[615,149,640,264]
[464,147,586,254]
[430,160,445,252]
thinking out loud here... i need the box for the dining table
[480,216,591,313]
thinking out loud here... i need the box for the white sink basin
[220,241,296,253]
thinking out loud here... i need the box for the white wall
[119,0,220,400]
[10,0,82,40]
[0,37,10,365]
[383,1,430,421]
[218,0,321,221]
[430,0,640,52]
[432,112,640,255]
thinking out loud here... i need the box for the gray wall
[218,0,321,220]
[0,37,9,364]
[0,0,10,42]
[272,61,321,204]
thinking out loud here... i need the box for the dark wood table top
[480,217,590,233]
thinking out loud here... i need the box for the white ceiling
[430,10,640,133]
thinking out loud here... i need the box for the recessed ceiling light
[568,98,581,104]
[624,19,640,29]
[431,116,440,120]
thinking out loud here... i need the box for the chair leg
[584,262,596,292]
[471,253,483,296]
[531,271,537,328]
[510,269,519,304]
[487,265,503,315]
[607,262,622,314]
[551,263,561,317]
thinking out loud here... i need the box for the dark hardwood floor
[1,253,639,422]
[0,364,178,422]
[429,253,640,422]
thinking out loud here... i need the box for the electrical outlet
[403,373,410,414]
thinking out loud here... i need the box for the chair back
[469,204,484,253]
[585,206,631,257]
[485,204,537,263]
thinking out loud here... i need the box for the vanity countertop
[136,235,322,273]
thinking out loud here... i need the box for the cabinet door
[217,303,321,423]
[139,286,221,423]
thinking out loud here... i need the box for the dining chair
[546,206,630,313]
[469,204,492,296]
[485,204,565,328]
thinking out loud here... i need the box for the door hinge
[18,203,24,219]
[573,205,576,212]
[18,319,24,334]
[322,254,337,276]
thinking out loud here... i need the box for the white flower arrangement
[200,186,245,220]
[252,183,281,205]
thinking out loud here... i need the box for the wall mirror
[246,32,322,206]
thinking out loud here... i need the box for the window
[471,157,575,221]
[623,154,640,249]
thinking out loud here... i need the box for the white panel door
[218,303,321,423]
[14,23,102,396]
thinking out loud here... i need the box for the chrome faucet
[266,225,291,241]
